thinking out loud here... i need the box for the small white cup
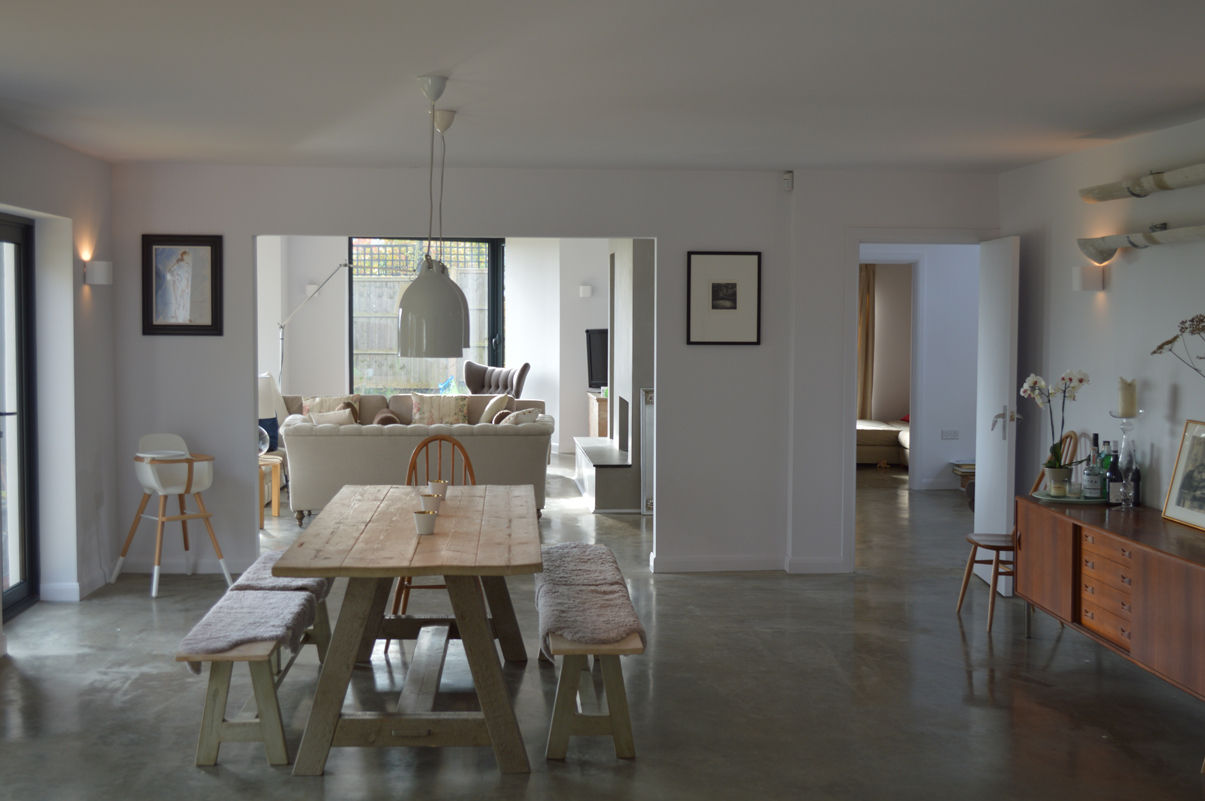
[414,510,438,535]
[419,493,441,512]
[428,479,450,499]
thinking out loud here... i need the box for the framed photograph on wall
[142,234,223,336]
[687,251,761,344]
[1163,419,1205,530]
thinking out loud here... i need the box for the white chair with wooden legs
[955,431,1078,632]
[387,435,476,621]
[111,433,233,597]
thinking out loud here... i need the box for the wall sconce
[1077,221,1205,265]
[84,259,113,285]
[1073,263,1104,291]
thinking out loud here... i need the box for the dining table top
[273,483,542,579]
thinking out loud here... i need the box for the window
[350,237,503,394]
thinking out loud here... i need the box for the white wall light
[579,284,594,298]
[84,259,113,285]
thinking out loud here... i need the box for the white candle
[1118,378,1137,418]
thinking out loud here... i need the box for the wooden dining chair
[956,430,1079,632]
[389,435,477,620]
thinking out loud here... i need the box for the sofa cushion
[478,393,511,424]
[304,394,360,418]
[373,409,402,426]
[492,409,512,424]
[311,408,355,425]
[336,400,359,423]
[412,393,469,425]
[500,407,540,425]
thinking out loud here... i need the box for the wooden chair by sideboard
[387,435,477,622]
[955,431,1078,633]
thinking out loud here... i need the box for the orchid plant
[1019,370,1090,468]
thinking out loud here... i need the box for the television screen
[586,329,607,389]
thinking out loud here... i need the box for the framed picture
[1163,419,1205,530]
[687,251,761,344]
[142,234,223,336]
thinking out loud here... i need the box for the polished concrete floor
[4,461,1205,799]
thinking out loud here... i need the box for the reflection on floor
[2,458,1204,799]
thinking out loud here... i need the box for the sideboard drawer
[1081,601,1134,651]
[1081,579,1133,619]
[1082,554,1136,594]
[1082,529,1136,569]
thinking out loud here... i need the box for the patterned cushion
[500,407,540,425]
[411,393,469,425]
[303,394,360,418]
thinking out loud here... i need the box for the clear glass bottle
[1107,441,1123,504]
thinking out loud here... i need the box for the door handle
[990,405,1020,440]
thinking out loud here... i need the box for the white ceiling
[4,0,1205,172]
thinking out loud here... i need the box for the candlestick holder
[1108,410,1143,508]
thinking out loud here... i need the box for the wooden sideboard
[1015,495,1205,701]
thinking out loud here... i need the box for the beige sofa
[281,393,554,520]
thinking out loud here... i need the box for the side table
[258,453,283,529]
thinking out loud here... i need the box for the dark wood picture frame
[142,234,223,336]
[687,251,761,344]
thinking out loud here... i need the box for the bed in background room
[856,418,910,466]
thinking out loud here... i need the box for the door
[972,236,1019,587]
[0,215,35,616]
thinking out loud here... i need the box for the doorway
[0,213,37,617]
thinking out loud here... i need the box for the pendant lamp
[398,75,469,358]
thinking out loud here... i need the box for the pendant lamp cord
[425,100,436,262]
[437,128,447,263]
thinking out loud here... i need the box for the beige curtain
[856,264,875,419]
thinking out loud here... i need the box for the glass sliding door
[0,215,35,616]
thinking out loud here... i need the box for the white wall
[1000,116,1205,504]
[870,263,912,421]
[255,236,282,379]
[0,120,113,616]
[279,236,348,396]
[505,238,561,442]
[558,239,610,453]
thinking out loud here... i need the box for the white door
[972,236,1020,588]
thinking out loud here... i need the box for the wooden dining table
[272,483,542,776]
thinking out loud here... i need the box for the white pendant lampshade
[398,256,468,358]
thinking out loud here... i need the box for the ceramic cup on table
[428,479,450,499]
[414,510,438,535]
[419,493,442,512]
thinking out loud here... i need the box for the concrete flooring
[3,461,1205,799]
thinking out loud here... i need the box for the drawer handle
[1121,602,1132,612]
[1084,609,1095,620]
[1120,548,1132,559]
[1120,626,1131,640]
[1085,533,1095,544]
[1083,584,1095,595]
[1121,575,1132,586]
[1084,559,1095,569]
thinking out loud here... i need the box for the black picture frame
[142,234,223,336]
[687,251,761,344]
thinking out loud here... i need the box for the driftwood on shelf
[1079,162,1205,203]
[1077,222,1205,264]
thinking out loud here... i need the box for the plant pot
[1044,466,1071,497]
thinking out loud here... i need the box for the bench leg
[599,655,635,759]
[196,662,233,766]
[248,660,290,766]
[546,653,587,760]
[310,599,332,663]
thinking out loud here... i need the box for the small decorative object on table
[1020,369,1090,496]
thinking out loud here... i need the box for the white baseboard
[39,582,82,602]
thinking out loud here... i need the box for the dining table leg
[445,574,530,774]
[480,575,527,664]
[292,576,382,776]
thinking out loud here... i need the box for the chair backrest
[138,433,190,455]
[1029,430,1078,494]
[134,433,213,495]
[406,435,476,486]
[463,360,530,399]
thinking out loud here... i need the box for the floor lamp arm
[276,261,349,387]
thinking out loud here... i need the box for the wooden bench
[176,589,317,766]
[228,550,333,663]
[535,543,646,760]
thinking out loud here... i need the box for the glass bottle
[1082,434,1102,499]
[1106,441,1123,504]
